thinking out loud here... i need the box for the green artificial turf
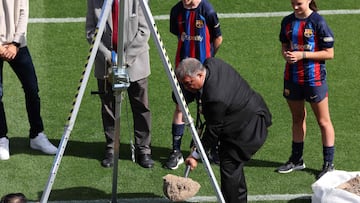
[1,0,359,202]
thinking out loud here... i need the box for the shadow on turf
[288,197,311,203]
[36,186,176,202]
[246,159,320,179]
[7,137,187,167]
[6,137,191,202]
[9,137,320,177]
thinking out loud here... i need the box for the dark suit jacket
[200,57,272,159]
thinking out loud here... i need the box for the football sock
[323,145,335,164]
[290,141,304,162]
[172,124,185,151]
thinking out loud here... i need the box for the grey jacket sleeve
[85,0,112,61]
[124,0,150,61]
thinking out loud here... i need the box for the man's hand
[185,155,198,170]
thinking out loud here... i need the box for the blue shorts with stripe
[283,80,328,103]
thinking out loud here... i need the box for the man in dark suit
[175,57,272,203]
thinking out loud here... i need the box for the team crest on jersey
[304,29,313,38]
[196,20,204,28]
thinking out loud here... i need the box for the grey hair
[0,193,27,203]
[175,58,205,80]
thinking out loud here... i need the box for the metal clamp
[111,51,130,91]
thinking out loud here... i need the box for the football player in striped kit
[276,0,336,180]
[164,0,223,170]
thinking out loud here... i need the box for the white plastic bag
[312,170,360,203]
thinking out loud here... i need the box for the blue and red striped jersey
[279,12,334,86]
[170,0,221,67]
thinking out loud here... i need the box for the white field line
[186,193,312,202]
[26,194,311,203]
[29,9,360,23]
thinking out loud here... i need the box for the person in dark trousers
[85,0,154,168]
[276,0,335,180]
[176,57,272,203]
[0,0,58,161]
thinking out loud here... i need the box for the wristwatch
[12,41,20,47]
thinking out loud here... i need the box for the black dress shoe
[137,154,154,168]
[101,152,114,168]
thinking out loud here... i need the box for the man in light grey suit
[85,0,154,168]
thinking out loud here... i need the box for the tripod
[39,0,129,202]
[40,0,225,202]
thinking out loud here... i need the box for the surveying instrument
[39,0,225,202]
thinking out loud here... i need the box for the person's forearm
[213,36,223,55]
[303,48,334,61]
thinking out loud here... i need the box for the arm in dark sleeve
[201,101,227,151]
[279,16,289,44]
[169,6,178,36]
[317,18,334,49]
[206,11,222,39]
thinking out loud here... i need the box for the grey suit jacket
[85,0,150,82]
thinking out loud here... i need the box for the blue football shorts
[283,80,328,103]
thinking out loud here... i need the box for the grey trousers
[97,78,152,155]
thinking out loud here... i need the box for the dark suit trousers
[219,114,268,203]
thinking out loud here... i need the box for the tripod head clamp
[111,51,130,90]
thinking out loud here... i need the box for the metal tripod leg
[110,69,129,203]
[39,0,114,202]
[111,92,123,203]
[111,0,129,200]
[139,1,225,202]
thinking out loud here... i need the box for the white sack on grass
[312,170,360,203]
